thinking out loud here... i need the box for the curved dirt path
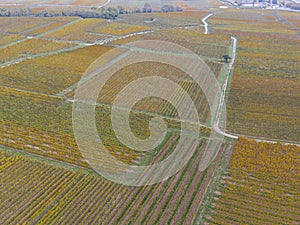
[202,13,213,35]
[202,12,299,145]
[213,36,238,139]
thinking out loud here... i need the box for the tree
[117,6,125,14]
[161,5,175,12]
[223,55,232,63]
[143,3,152,13]
[101,7,119,19]
[134,8,141,13]
[176,6,183,12]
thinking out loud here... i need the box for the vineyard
[209,10,300,141]
[209,10,297,34]
[0,6,298,225]
[89,22,150,36]
[0,81,210,169]
[91,59,225,124]
[0,44,112,94]
[207,138,299,225]
[0,151,81,225]
[112,29,230,60]
[43,18,109,43]
[0,31,229,168]
[0,39,76,64]
[0,16,78,36]
[0,33,25,46]
[116,11,210,29]
[43,19,149,43]
[0,85,144,167]
[0,137,233,224]
[277,11,300,28]
[0,10,238,224]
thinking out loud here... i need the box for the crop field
[0,39,76,64]
[43,19,150,42]
[209,10,299,35]
[0,44,112,94]
[0,9,234,177]
[43,18,113,43]
[211,19,297,34]
[0,16,79,36]
[92,59,224,124]
[0,151,81,225]
[0,34,26,46]
[116,11,210,29]
[0,15,232,168]
[0,86,84,164]
[0,5,299,225]
[0,136,233,224]
[277,11,300,29]
[0,78,211,169]
[0,85,147,167]
[112,29,230,59]
[88,22,150,36]
[144,30,229,59]
[206,138,299,225]
[209,10,300,141]
[0,15,232,125]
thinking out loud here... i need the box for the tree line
[285,2,300,10]
[0,4,183,20]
